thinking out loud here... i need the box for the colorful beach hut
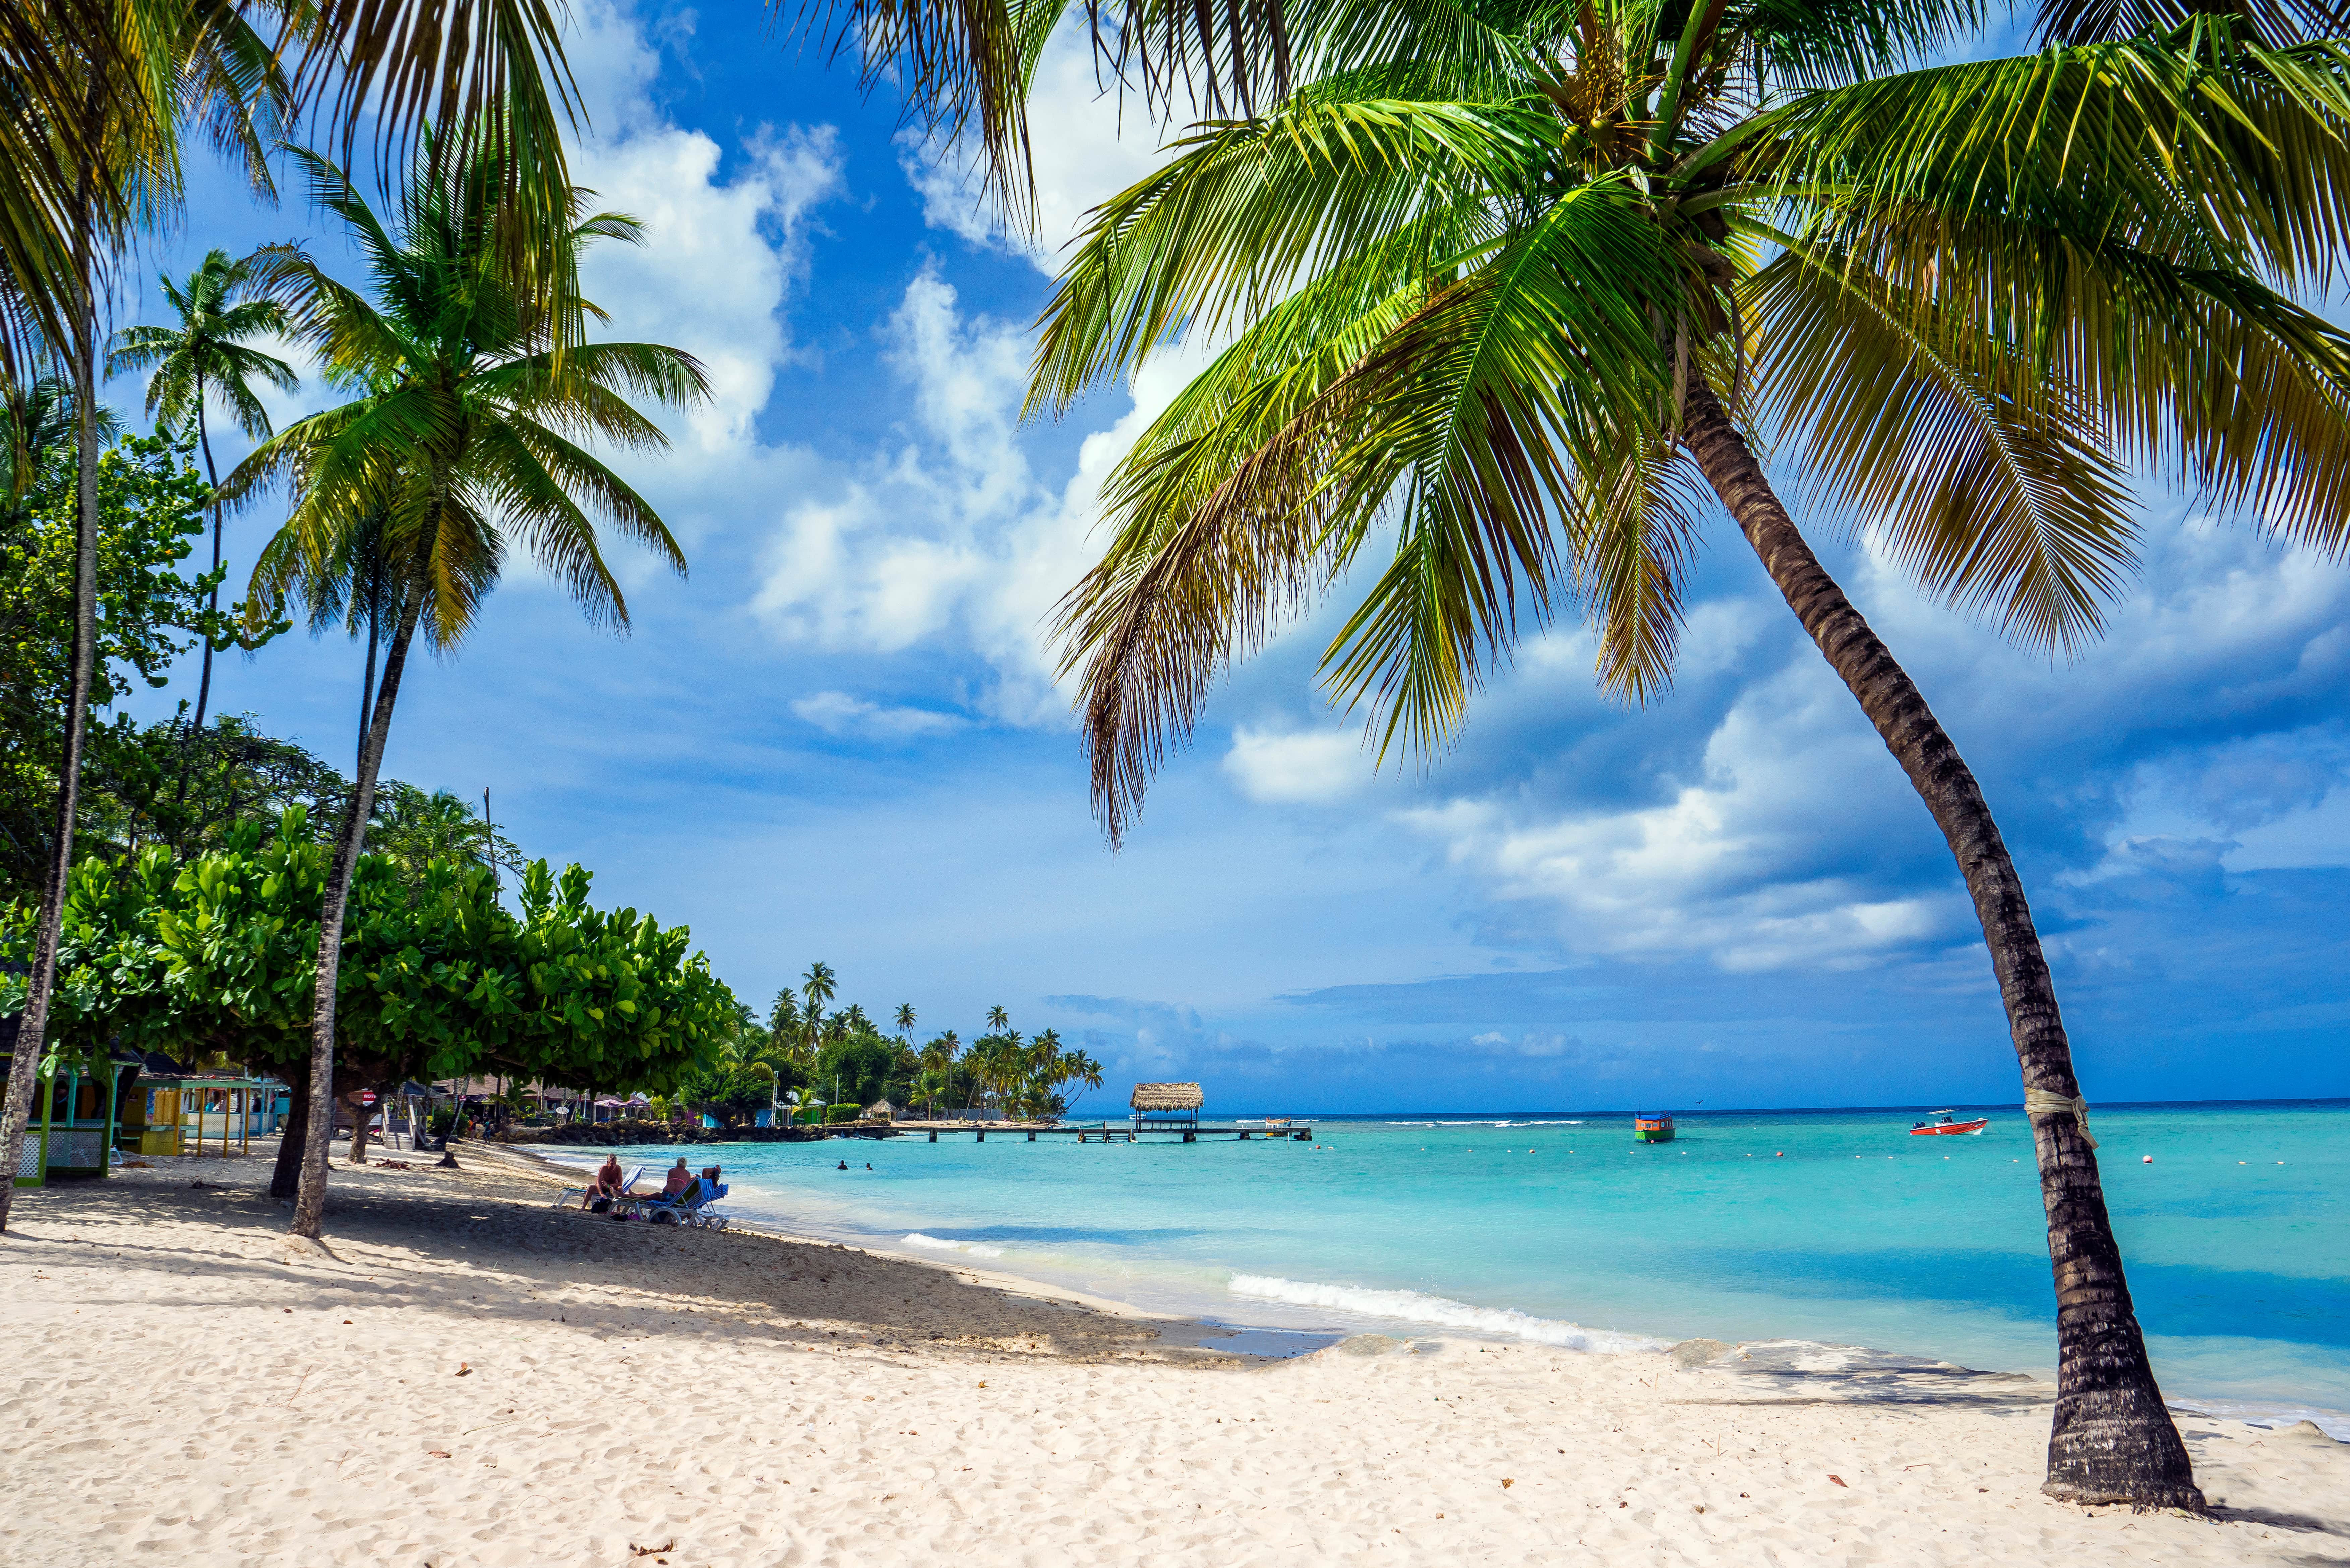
[133,1072,278,1157]
[1,1023,145,1187]
[1129,1082,1203,1131]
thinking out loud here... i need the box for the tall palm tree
[800,960,838,1064]
[985,1003,1009,1032]
[921,1029,960,1118]
[895,1001,917,1039]
[107,247,298,751]
[0,0,287,1235]
[1029,0,2350,1507]
[231,126,709,1239]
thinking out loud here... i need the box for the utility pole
[483,786,498,901]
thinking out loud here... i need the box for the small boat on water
[1909,1110,1989,1136]
[1633,1114,1676,1143]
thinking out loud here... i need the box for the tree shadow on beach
[6,1158,1246,1370]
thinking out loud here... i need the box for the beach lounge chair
[619,1185,702,1224]
[684,1182,731,1231]
[628,1179,730,1227]
[556,1164,643,1210]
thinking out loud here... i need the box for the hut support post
[102,1065,121,1176]
[30,1066,55,1187]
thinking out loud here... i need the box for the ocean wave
[1228,1274,1664,1352]
[902,1232,1006,1259]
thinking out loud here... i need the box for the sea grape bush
[0,806,734,1095]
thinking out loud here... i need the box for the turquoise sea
[540,1100,2348,1430]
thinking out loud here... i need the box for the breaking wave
[1228,1274,1665,1352]
[903,1232,1006,1258]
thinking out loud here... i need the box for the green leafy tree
[0,425,267,893]
[230,127,709,1239]
[107,247,298,752]
[1023,0,2350,1504]
[4,811,737,1189]
[811,1031,897,1111]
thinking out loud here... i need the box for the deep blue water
[542,1100,2349,1424]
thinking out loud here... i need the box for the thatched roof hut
[1129,1083,1203,1127]
[863,1098,897,1123]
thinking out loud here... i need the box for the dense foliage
[713,966,1105,1126]
[0,807,735,1099]
[0,424,287,894]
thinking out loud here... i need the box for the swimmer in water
[836,1159,848,1171]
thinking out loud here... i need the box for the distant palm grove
[677,963,1106,1127]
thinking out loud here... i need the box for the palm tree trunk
[0,215,101,1234]
[173,393,222,810]
[1678,372,2200,1507]
[270,1054,311,1200]
[356,618,376,772]
[288,591,422,1240]
[345,1089,371,1164]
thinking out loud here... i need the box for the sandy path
[1,1144,2341,1567]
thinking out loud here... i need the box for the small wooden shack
[1,1027,144,1186]
[1129,1082,1203,1130]
[862,1098,897,1124]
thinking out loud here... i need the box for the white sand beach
[2,1145,2341,1567]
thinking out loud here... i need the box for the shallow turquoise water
[549,1101,2348,1422]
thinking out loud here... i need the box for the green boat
[1633,1114,1676,1143]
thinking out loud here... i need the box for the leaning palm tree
[230,124,709,1240]
[895,1001,917,1040]
[0,0,287,1236]
[1030,0,2350,1508]
[108,247,299,749]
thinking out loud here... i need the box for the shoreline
[4,1142,2344,1566]
[520,1140,2350,1439]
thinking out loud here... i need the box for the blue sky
[107,0,2350,1112]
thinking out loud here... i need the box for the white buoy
[2142,1155,2153,1164]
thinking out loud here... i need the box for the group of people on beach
[578,1155,723,1216]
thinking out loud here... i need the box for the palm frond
[1033,88,1557,411]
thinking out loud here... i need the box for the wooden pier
[831,1122,1314,1144]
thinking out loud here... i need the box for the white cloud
[1224,725,1373,805]
[1397,658,1973,972]
[750,270,1221,721]
[792,691,968,738]
[898,17,1177,268]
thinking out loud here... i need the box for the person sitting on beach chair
[659,1158,692,1198]
[557,1159,641,1211]
[580,1155,625,1210]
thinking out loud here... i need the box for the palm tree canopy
[228,127,709,650]
[1034,0,2350,838]
[108,248,298,440]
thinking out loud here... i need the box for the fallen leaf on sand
[455,1363,472,1377]
[1828,1475,1848,1488]
[1501,1479,1514,1489]
[427,1450,451,1459]
[629,1542,676,1558]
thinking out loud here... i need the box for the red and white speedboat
[1909,1111,1989,1136]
